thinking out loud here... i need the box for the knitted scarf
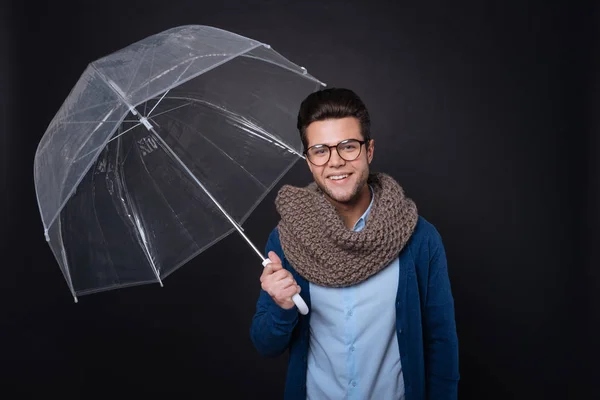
[274,172,419,287]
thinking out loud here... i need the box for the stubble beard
[317,168,370,205]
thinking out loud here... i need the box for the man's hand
[260,251,301,309]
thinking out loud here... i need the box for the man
[250,88,459,400]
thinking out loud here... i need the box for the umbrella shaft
[234,224,266,261]
[147,127,265,262]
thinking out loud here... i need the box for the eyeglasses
[304,139,367,166]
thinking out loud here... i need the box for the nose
[328,148,346,167]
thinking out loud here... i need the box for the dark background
[2,0,598,398]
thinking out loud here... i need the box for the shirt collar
[352,185,374,232]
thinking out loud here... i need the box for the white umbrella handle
[262,259,309,315]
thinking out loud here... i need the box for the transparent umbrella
[34,25,325,314]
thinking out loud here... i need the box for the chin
[330,190,355,203]
[323,185,360,204]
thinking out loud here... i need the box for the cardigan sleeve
[423,228,460,399]
[249,228,298,357]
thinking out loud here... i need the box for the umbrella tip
[73,296,78,303]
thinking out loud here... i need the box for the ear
[367,139,375,164]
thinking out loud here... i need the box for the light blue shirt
[306,188,404,400]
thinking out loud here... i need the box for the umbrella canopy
[34,25,325,306]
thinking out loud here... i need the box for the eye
[309,146,327,156]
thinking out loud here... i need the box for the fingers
[269,276,300,295]
[260,265,289,283]
[260,251,284,282]
[276,276,296,290]
[267,251,282,266]
[261,273,296,293]
[259,265,272,282]
[260,268,298,297]
[271,269,291,281]
[279,284,301,299]
[270,283,301,308]
[259,251,301,309]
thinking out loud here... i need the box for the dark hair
[297,88,371,151]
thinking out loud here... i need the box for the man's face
[304,117,374,204]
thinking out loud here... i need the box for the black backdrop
[2,1,598,398]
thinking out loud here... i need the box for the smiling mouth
[327,173,351,182]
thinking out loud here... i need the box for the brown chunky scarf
[274,172,419,287]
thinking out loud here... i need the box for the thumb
[267,251,282,267]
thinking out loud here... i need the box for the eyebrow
[309,138,358,147]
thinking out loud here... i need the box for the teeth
[329,175,348,180]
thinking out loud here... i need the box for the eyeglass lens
[307,140,361,165]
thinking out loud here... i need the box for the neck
[328,183,372,229]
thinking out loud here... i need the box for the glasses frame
[304,139,367,166]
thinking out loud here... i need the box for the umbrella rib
[124,43,153,95]
[127,53,230,98]
[144,57,196,120]
[141,101,193,121]
[145,88,170,119]
[164,114,267,190]
[148,126,265,261]
[240,52,326,87]
[134,138,198,249]
[72,102,194,163]
[90,166,122,288]
[55,217,78,303]
[163,96,305,159]
[114,136,164,287]
[50,99,120,125]
[54,121,120,124]
[144,46,157,116]
[73,122,143,163]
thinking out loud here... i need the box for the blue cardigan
[250,216,459,400]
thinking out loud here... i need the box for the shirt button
[352,381,357,387]
[347,310,353,317]
[350,346,355,352]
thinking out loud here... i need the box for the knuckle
[261,281,272,292]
